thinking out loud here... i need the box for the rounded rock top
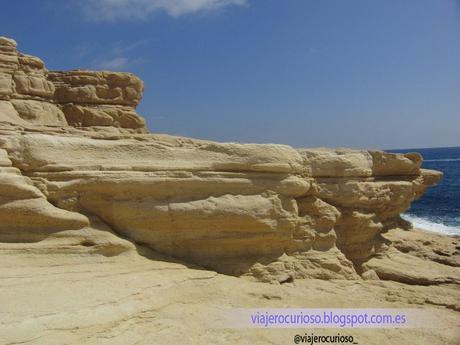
[0,36,17,48]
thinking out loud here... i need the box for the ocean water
[389,146,460,236]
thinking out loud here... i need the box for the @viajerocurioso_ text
[293,333,358,345]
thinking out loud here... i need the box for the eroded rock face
[49,70,146,130]
[49,70,143,106]
[0,36,449,285]
[0,148,89,243]
[0,37,146,132]
[0,124,443,283]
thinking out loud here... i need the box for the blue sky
[1,0,459,149]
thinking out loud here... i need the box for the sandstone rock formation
[1,36,459,344]
[0,36,452,283]
[1,122,446,283]
[0,37,146,131]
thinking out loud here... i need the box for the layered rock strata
[0,37,146,131]
[0,125,444,283]
[0,37,452,286]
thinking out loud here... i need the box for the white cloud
[111,40,150,54]
[82,0,247,21]
[93,57,131,70]
[72,40,149,71]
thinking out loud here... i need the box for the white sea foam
[401,214,460,236]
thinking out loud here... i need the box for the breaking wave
[401,214,460,236]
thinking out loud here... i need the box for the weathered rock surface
[383,227,460,267]
[0,37,146,131]
[1,36,459,344]
[49,70,146,130]
[0,147,89,243]
[1,124,446,283]
[1,242,459,345]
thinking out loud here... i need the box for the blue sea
[389,147,460,236]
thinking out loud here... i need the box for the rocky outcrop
[0,36,66,126]
[49,70,146,130]
[0,126,446,282]
[0,124,446,284]
[0,36,456,287]
[0,37,146,131]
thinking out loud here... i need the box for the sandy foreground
[0,228,458,345]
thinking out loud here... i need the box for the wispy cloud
[81,0,247,21]
[69,40,149,71]
[93,57,131,70]
[92,55,146,71]
[111,40,150,55]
